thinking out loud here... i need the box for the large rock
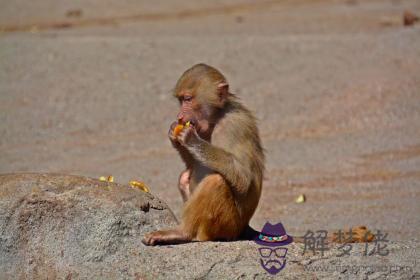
[0,173,418,279]
[0,173,177,279]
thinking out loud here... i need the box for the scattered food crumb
[403,11,419,26]
[332,226,375,243]
[295,194,306,203]
[129,180,150,193]
[99,175,114,182]
[99,176,150,192]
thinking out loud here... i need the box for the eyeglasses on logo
[254,222,293,275]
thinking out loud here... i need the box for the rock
[0,173,418,279]
[0,173,177,279]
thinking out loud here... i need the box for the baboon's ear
[217,82,229,103]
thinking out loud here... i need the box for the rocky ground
[1,173,417,279]
[0,0,419,278]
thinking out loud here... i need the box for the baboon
[142,63,264,245]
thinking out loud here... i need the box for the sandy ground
[1,0,420,244]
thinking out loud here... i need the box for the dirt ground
[1,0,419,243]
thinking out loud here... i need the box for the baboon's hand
[176,125,199,147]
[168,121,179,144]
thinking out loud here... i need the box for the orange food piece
[173,124,184,137]
[173,121,190,137]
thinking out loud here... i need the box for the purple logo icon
[254,222,293,275]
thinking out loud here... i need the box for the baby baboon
[143,63,264,245]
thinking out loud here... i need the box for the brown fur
[142,64,265,245]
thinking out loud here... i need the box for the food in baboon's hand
[173,121,191,137]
